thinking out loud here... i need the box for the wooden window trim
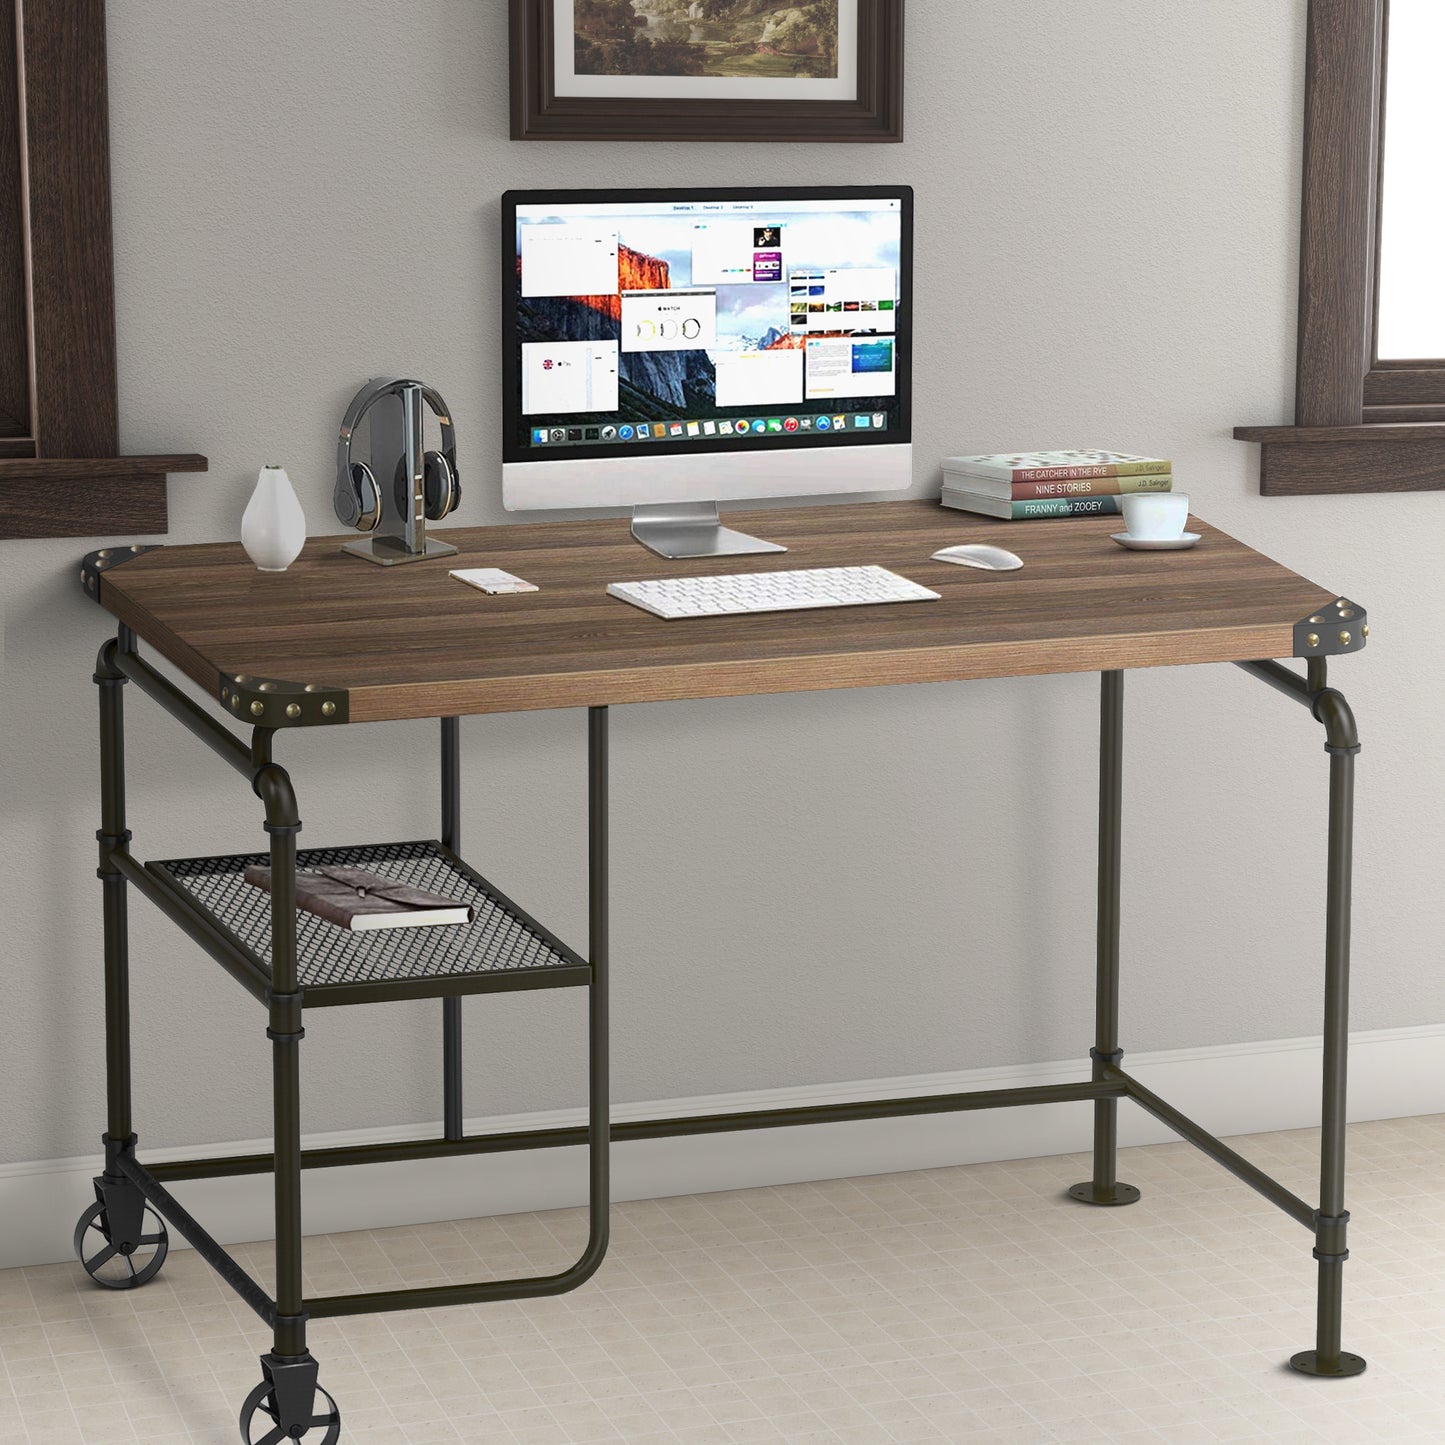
[1235,0,1445,494]
[0,0,205,540]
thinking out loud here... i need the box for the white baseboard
[5,1023,1443,1270]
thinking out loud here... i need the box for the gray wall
[1,0,1436,1167]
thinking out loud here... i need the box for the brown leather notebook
[242,864,474,932]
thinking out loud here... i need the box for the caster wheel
[240,1380,341,1444]
[73,1200,168,1289]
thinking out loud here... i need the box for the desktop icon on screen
[669,423,685,437]
[815,416,831,432]
[832,417,846,432]
[618,425,635,441]
[635,424,651,439]
[532,429,548,445]
[853,415,871,429]
[601,425,617,440]
[686,422,701,437]
[752,420,768,435]
[783,417,800,433]
[873,414,887,429]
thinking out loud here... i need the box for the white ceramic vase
[241,465,306,572]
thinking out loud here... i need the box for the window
[1235,1,1445,493]
[1372,0,1445,382]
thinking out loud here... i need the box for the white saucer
[1111,532,1201,551]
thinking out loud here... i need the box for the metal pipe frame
[90,627,1366,1374]
[441,718,464,1141]
[149,1078,1125,1182]
[1068,671,1141,1208]
[1115,1070,1316,1229]
[1234,659,1365,1377]
[114,1154,277,1326]
[304,708,614,1321]
[93,629,613,1333]
[95,640,134,1165]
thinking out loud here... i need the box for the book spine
[1011,496,1122,518]
[1007,473,1173,500]
[951,460,1172,482]
[1018,460,1170,480]
[942,494,1125,519]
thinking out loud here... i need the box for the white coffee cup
[1121,491,1189,541]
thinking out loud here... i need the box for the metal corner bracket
[220,673,349,729]
[80,545,162,603]
[1295,598,1367,658]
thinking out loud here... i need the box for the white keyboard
[607,565,941,620]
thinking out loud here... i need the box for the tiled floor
[2,1115,1443,1444]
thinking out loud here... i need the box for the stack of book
[941,450,1173,520]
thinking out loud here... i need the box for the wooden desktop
[84,501,1358,723]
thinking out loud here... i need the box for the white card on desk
[450,568,539,595]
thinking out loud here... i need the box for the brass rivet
[1309,616,1322,624]
[230,695,241,711]
[258,682,275,692]
[1339,609,1355,619]
[1362,624,1370,638]
[1306,633,1320,648]
[234,674,248,684]
[321,701,336,717]
[285,702,301,719]
[250,700,265,716]
[130,544,142,553]
[98,549,111,558]
[304,684,321,693]
[220,687,228,699]
[1338,631,1351,647]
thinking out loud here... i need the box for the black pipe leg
[588,707,611,1263]
[255,760,324,1429]
[1070,670,1140,1207]
[441,718,464,1141]
[1291,719,1366,1378]
[96,636,134,1156]
[80,631,167,1282]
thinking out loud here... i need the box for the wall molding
[5,1023,1443,1270]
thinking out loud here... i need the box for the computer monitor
[502,186,913,557]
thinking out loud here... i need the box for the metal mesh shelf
[150,841,588,1005]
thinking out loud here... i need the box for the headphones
[335,378,460,533]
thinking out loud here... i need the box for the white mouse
[932,544,1024,572]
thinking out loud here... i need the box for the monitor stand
[630,502,787,559]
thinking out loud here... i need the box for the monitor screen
[502,187,912,467]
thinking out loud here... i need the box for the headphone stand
[341,384,458,566]
[342,534,460,566]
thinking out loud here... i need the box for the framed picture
[510,0,904,143]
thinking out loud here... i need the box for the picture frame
[510,0,904,143]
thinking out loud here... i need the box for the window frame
[1366,1,1445,418]
[1235,0,1445,492]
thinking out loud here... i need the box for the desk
[79,501,1370,1437]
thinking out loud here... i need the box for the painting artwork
[573,1,840,82]
[511,0,902,142]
